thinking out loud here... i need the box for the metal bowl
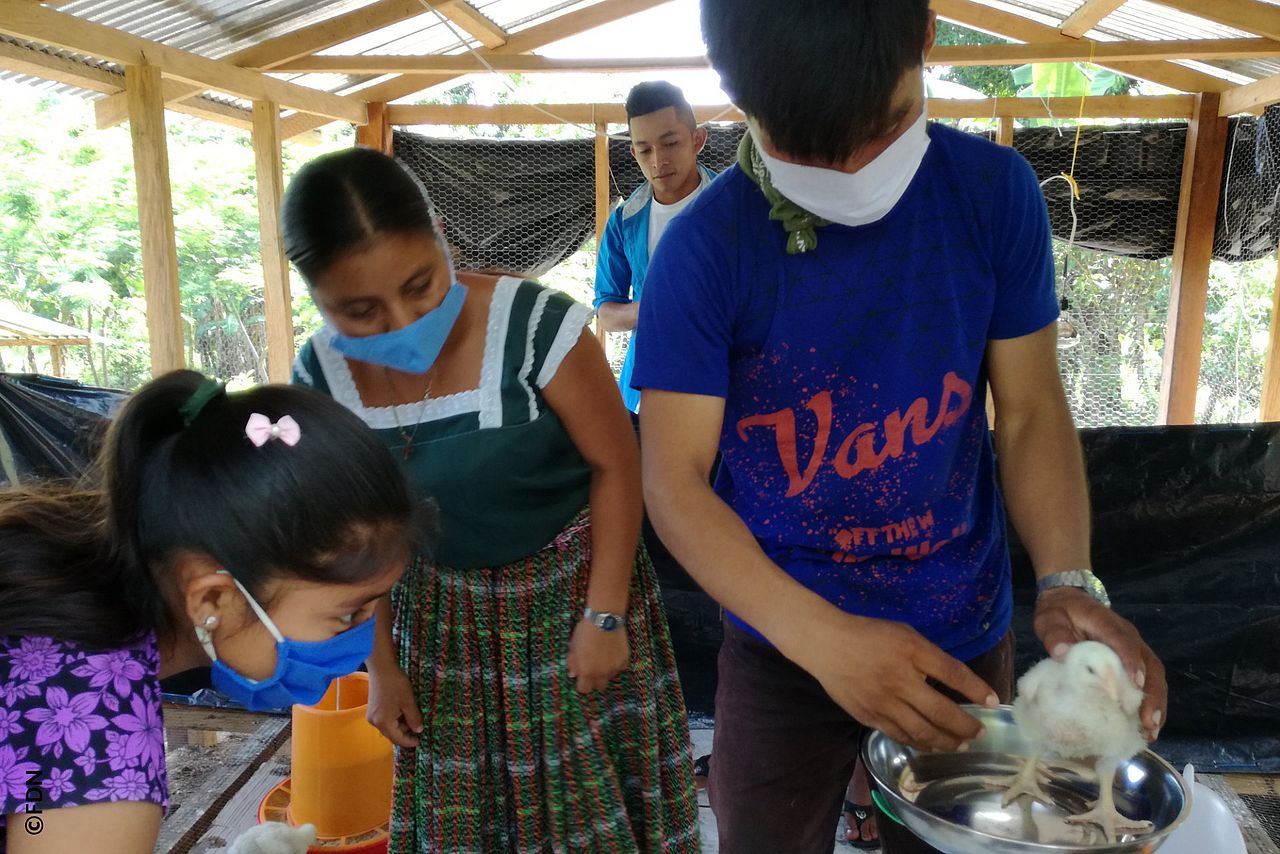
[863,705,1191,854]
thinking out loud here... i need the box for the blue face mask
[330,281,468,374]
[197,572,375,712]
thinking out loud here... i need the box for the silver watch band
[1036,569,1111,608]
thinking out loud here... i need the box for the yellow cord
[1062,39,1096,200]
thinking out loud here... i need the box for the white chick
[1003,640,1152,842]
[227,821,318,854]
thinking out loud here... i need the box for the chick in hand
[1003,640,1153,842]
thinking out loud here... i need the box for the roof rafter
[94,0,435,129]
[0,37,261,129]
[0,0,366,122]
[421,0,509,48]
[932,0,1233,92]
[282,0,678,139]
[1061,0,1131,39]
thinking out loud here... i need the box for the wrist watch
[582,607,625,632]
[1036,569,1111,608]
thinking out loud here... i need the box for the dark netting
[395,110,1280,427]
[393,130,597,279]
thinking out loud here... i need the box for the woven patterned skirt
[389,510,701,854]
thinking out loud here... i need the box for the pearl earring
[204,615,217,628]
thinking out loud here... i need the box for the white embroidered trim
[291,354,314,387]
[519,288,554,421]
[309,325,483,430]
[479,277,521,428]
[535,301,592,389]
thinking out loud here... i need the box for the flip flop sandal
[843,799,880,849]
[693,754,710,789]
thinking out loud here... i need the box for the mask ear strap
[216,569,287,644]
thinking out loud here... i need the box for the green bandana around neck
[737,131,829,255]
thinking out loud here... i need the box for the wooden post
[594,121,610,343]
[49,344,63,377]
[252,100,294,383]
[1158,92,1229,425]
[125,62,185,376]
[356,101,393,155]
[997,115,1014,148]
[1260,261,1280,420]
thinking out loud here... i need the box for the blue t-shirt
[631,124,1058,661]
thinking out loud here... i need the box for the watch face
[600,615,619,631]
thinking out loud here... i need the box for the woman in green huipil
[282,147,699,854]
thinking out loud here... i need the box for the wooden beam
[283,0,676,139]
[280,39,1280,74]
[252,101,294,384]
[1152,0,1280,42]
[356,101,394,154]
[1159,92,1229,425]
[276,54,714,74]
[1220,72,1280,114]
[1061,0,1131,39]
[0,40,257,128]
[0,1,366,124]
[932,0,1232,92]
[96,0,432,129]
[423,0,508,48]
[125,63,185,377]
[386,95,1194,125]
[1261,259,1280,420]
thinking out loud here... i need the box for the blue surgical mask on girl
[196,570,375,711]
[330,274,468,375]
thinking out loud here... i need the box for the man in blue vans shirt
[633,2,1170,852]
[594,81,716,413]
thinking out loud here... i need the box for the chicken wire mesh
[394,111,1280,428]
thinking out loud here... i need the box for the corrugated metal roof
[965,0,1277,84]
[2,0,1278,107]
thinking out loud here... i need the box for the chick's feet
[1065,804,1153,842]
[998,755,1052,807]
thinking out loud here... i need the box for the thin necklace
[383,368,433,461]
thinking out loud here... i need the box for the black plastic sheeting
[3,375,1276,768]
[395,108,1280,273]
[653,424,1280,772]
[0,373,125,486]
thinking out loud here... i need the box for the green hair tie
[179,378,227,426]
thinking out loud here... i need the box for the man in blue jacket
[594,80,716,413]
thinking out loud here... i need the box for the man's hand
[1034,587,1167,740]
[799,611,1000,752]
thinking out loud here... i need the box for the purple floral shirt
[0,632,169,850]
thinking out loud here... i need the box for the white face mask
[749,106,931,228]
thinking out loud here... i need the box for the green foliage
[934,21,1018,99]
[0,87,345,389]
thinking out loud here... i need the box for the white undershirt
[648,172,710,257]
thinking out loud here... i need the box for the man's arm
[641,388,998,751]
[593,209,636,332]
[597,301,640,333]
[988,323,1167,739]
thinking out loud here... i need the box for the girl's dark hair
[0,370,427,648]
[282,146,438,284]
[701,0,930,165]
